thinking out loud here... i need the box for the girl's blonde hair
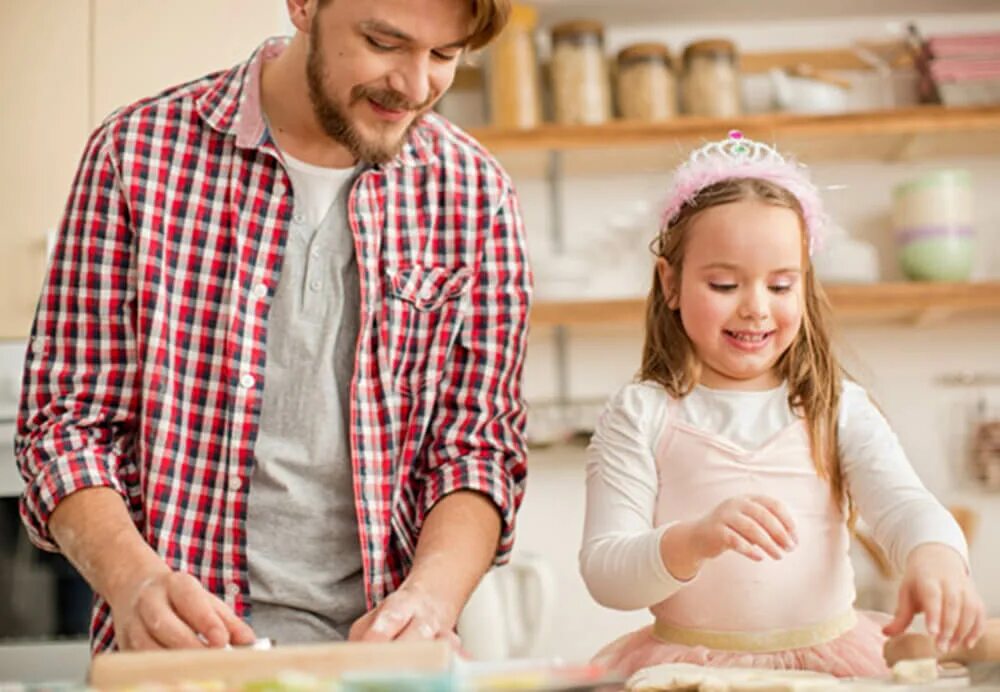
[641,177,851,517]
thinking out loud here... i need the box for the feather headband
[660,130,828,255]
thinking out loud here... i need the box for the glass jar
[616,42,677,121]
[549,19,611,125]
[681,39,741,117]
[487,4,542,129]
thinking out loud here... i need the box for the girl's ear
[656,258,680,310]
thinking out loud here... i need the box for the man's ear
[286,0,312,34]
[656,257,680,310]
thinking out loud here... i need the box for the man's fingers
[123,622,167,651]
[394,618,439,642]
[210,597,257,646]
[167,575,230,647]
[137,587,205,649]
[362,603,413,642]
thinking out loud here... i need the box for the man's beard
[306,16,435,164]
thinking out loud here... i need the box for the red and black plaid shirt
[15,39,530,652]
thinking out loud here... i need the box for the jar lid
[617,42,672,65]
[683,38,738,61]
[509,3,538,29]
[551,19,605,41]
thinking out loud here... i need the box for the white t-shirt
[580,380,969,610]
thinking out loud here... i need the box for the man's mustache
[352,85,433,112]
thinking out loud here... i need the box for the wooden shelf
[530,281,1000,328]
[468,106,1000,167]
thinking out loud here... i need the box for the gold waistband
[652,610,858,653]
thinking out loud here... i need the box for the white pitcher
[456,552,556,660]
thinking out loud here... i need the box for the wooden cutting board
[88,640,452,688]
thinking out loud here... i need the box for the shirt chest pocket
[381,264,473,396]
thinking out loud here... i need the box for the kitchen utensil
[88,640,452,688]
[770,64,849,114]
[883,618,1000,685]
[457,553,556,660]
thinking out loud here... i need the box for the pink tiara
[660,130,827,255]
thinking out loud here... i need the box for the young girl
[580,131,985,679]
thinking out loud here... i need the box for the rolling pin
[884,618,1000,666]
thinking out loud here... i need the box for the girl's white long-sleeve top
[579,380,969,611]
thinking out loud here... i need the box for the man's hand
[348,581,460,646]
[108,567,256,650]
[883,542,985,653]
[348,491,499,650]
[48,487,255,650]
[661,495,798,580]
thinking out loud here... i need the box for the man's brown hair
[317,0,511,50]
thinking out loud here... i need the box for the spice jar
[681,39,741,117]
[487,4,542,129]
[549,19,611,125]
[616,42,677,122]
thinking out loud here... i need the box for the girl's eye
[366,36,396,51]
[432,50,460,62]
[769,284,793,293]
[709,283,737,292]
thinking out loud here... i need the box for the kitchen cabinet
[530,281,1000,329]
[0,4,90,341]
[91,1,282,124]
[0,2,284,341]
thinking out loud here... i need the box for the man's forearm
[404,490,502,626]
[49,487,168,607]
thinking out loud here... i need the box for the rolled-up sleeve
[15,124,140,551]
[417,183,531,566]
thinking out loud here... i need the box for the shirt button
[226,582,241,597]
[240,373,255,389]
[231,474,243,491]
[252,283,268,299]
[310,280,322,292]
[293,212,306,224]
[420,287,434,301]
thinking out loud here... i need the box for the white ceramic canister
[891,169,975,281]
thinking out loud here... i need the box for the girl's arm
[840,381,984,648]
[579,384,689,610]
[839,381,968,571]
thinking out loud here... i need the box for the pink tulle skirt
[593,611,892,680]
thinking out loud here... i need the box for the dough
[890,658,939,684]
[627,663,840,691]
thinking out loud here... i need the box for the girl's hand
[692,495,798,562]
[883,543,985,653]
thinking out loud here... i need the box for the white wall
[507,10,1000,662]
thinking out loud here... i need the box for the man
[15,0,530,652]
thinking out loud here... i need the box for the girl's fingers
[953,596,980,652]
[883,587,916,637]
[749,496,798,543]
[743,501,796,551]
[964,599,986,649]
[936,586,960,651]
[730,515,784,560]
[723,526,764,561]
[918,581,943,641]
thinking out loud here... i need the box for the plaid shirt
[15,39,530,652]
